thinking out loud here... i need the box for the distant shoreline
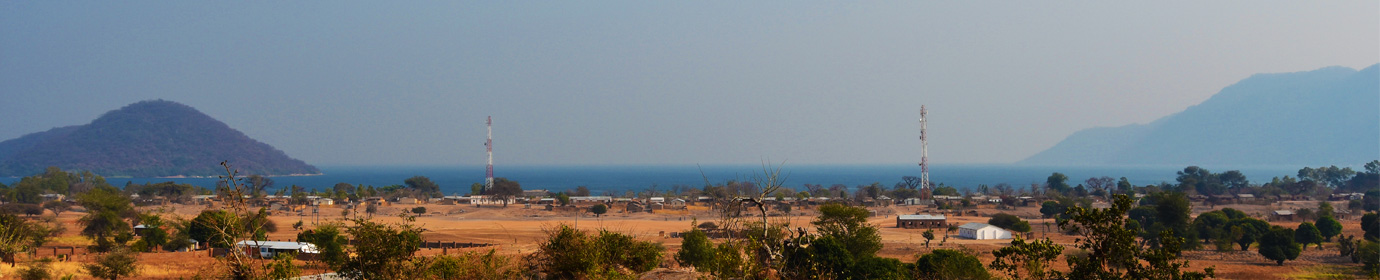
[152,173,325,179]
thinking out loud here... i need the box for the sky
[1,1,1376,166]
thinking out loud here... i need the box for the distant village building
[39,194,65,203]
[1272,210,1295,221]
[234,240,319,259]
[668,198,687,209]
[903,198,932,206]
[524,189,550,197]
[570,196,613,205]
[957,223,1011,240]
[896,214,947,229]
[467,195,515,206]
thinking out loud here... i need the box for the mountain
[0,100,320,177]
[1021,64,1380,166]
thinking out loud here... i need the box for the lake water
[0,164,1305,195]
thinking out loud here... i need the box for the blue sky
[1,1,1376,166]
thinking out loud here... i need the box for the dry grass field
[1,200,1371,279]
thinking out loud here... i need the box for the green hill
[0,100,319,177]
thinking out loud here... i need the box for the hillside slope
[1021,64,1379,166]
[0,100,319,177]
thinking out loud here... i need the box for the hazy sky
[2,2,1376,166]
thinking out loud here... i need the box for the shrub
[675,228,716,270]
[530,225,664,279]
[18,258,53,280]
[915,249,989,279]
[85,249,139,280]
[988,213,1022,229]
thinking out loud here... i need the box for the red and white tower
[919,106,930,198]
[484,116,494,193]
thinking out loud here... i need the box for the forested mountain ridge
[0,100,319,177]
[1021,64,1379,166]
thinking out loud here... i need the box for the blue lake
[1,164,1305,195]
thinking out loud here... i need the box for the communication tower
[919,106,929,198]
[485,116,494,193]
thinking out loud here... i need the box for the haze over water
[3,164,1302,196]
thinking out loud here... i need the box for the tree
[990,236,1063,280]
[1011,221,1032,234]
[296,223,348,269]
[1046,173,1070,194]
[42,200,69,217]
[245,175,274,198]
[922,229,935,248]
[573,186,591,197]
[336,218,425,280]
[333,182,356,200]
[187,210,242,249]
[1228,218,1271,251]
[1058,194,1213,279]
[1191,211,1228,243]
[988,213,1023,230]
[485,177,523,207]
[1218,170,1249,193]
[404,176,442,198]
[1148,191,1195,249]
[0,214,44,267]
[915,249,990,280]
[411,207,427,216]
[1258,226,1301,265]
[555,192,570,206]
[134,214,169,252]
[1294,222,1322,250]
[1315,216,1343,242]
[78,185,136,252]
[1317,201,1335,219]
[1363,213,1379,241]
[470,183,483,196]
[366,203,378,218]
[1039,201,1065,219]
[675,228,716,270]
[590,204,608,218]
[531,225,664,279]
[85,248,139,280]
[813,203,882,258]
[1357,240,1380,277]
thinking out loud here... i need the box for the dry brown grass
[7,200,1366,279]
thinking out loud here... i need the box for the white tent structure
[957,222,1011,240]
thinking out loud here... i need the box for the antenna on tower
[484,116,494,193]
[919,106,929,199]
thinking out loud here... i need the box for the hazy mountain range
[1021,64,1379,166]
[0,100,319,177]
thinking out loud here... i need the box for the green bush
[674,228,716,270]
[531,225,664,279]
[915,249,989,280]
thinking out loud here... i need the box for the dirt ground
[2,200,1371,279]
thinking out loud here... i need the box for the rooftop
[897,214,946,220]
[958,222,996,230]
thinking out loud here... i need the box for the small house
[957,223,1011,240]
[524,189,551,197]
[1272,210,1295,221]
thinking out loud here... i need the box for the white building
[957,222,1011,240]
[234,240,319,259]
